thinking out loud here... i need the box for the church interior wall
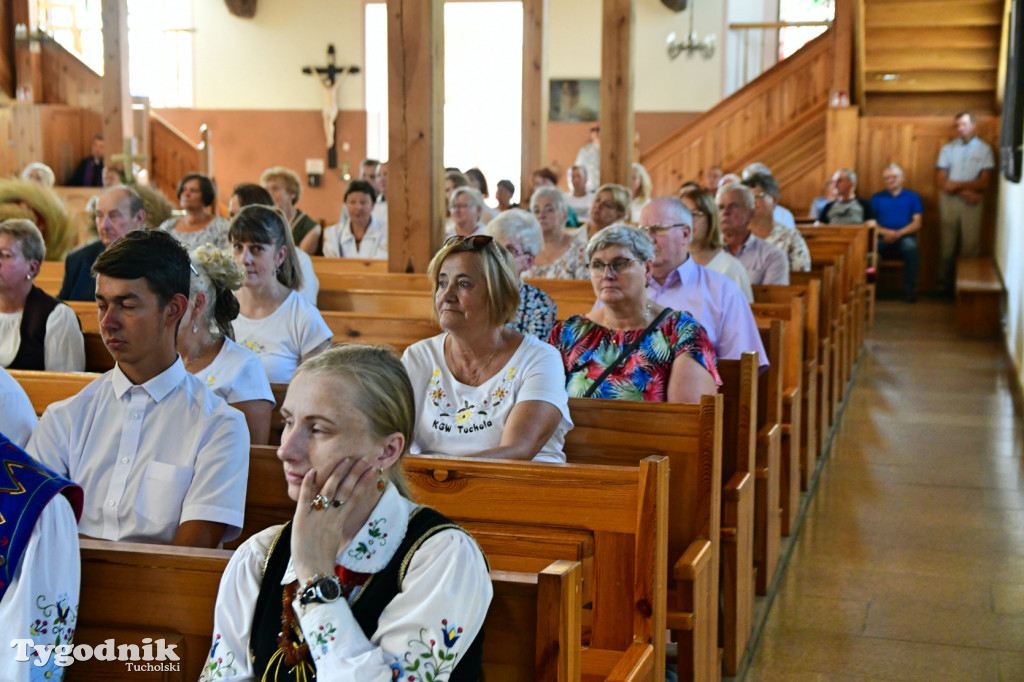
[994,122,1024,395]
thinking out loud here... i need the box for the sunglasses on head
[443,234,494,251]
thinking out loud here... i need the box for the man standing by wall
[935,111,995,294]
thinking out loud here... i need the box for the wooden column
[101,0,133,167]
[0,0,16,97]
[521,0,549,201]
[12,0,41,103]
[831,0,853,98]
[825,106,859,175]
[386,0,444,274]
[599,0,635,188]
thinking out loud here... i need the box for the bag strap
[582,307,672,398]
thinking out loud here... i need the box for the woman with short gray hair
[487,209,558,339]
[446,186,487,238]
[523,186,588,279]
[548,224,720,404]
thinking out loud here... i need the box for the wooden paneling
[599,0,635,189]
[642,28,832,206]
[149,112,201,203]
[11,104,101,183]
[863,70,998,92]
[39,35,101,109]
[0,109,13,178]
[0,0,14,97]
[855,114,1000,291]
[864,0,1004,28]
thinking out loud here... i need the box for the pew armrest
[604,643,655,682]
[673,538,712,583]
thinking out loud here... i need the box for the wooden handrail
[728,21,831,30]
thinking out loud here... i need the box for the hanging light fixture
[666,0,715,60]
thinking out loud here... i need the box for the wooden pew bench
[241,446,667,681]
[8,369,99,416]
[753,319,784,595]
[956,257,1004,338]
[74,540,584,682]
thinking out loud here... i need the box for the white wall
[189,0,732,113]
[995,146,1024,388]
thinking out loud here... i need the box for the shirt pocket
[135,461,193,526]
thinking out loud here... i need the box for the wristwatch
[299,575,343,606]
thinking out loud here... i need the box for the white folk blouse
[200,484,492,682]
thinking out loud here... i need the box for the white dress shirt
[706,250,754,303]
[200,484,492,682]
[0,304,85,372]
[0,494,79,682]
[322,216,388,260]
[0,367,38,447]
[27,359,249,544]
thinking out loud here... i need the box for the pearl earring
[192,321,198,334]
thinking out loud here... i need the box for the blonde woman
[629,163,652,223]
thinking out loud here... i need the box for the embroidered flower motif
[206,376,216,386]
[200,636,238,680]
[311,623,337,655]
[428,368,448,406]
[455,401,476,424]
[347,518,388,560]
[401,620,464,681]
[240,340,266,354]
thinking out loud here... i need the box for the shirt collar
[110,356,186,402]
[281,482,413,584]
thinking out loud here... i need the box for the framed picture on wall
[549,79,600,122]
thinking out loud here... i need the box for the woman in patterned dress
[485,208,558,340]
[549,224,721,403]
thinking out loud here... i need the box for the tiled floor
[745,299,1024,681]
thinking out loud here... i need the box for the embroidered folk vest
[249,507,485,681]
[0,434,83,601]
[9,286,61,370]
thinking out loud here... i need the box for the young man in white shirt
[27,230,249,548]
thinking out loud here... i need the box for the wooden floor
[745,299,1024,681]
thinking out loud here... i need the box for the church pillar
[386,0,445,274]
[101,0,133,168]
[12,0,41,103]
[521,0,549,201]
[599,0,635,189]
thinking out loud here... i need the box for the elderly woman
[261,166,322,255]
[629,163,653,223]
[200,344,491,682]
[486,209,558,339]
[743,172,811,272]
[0,219,84,372]
[548,225,720,403]
[21,162,56,189]
[680,187,754,302]
[401,235,572,462]
[445,186,488,238]
[581,183,630,242]
[522,186,588,279]
[158,173,230,250]
[229,183,320,307]
[177,244,275,444]
[323,179,388,260]
[465,167,499,224]
[231,205,332,383]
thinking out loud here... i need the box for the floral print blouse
[522,228,589,280]
[510,283,557,340]
[548,310,721,401]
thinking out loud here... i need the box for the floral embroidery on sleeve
[401,619,464,681]
[199,634,238,680]
[28,594,77,682]
[310,622,337,657]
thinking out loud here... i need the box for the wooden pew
[753,283,821,489]
[715,353,758,676]
[74,540,585,682]
[241,446,668,682]
[753,319,784,595]
[956,257,1004,338]
[562,395,722,682]
[37,260,65,297]
[792,266,838,441]
[751,300,804,537]
[8,369,99,415]
[310,255,388,274]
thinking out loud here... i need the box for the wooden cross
[110,138,147,183]
[303,45,360,169]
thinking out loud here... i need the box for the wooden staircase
[641,29,837,216]
[857,0,1007,115]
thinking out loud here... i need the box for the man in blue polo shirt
[870,164,922,302]
[935,110,995,293]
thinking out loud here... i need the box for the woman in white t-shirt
[401,234,572,463]
[177,244,275,444]
[229,205,332,384]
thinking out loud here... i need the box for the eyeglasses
[588,257,637,275]
[752,192,768,200]
[443,234,494,251]
[451,203,475,211]
[501,242,527,258]
[593,201,619,211]
[640,222,688,235]
[532,205,559,216]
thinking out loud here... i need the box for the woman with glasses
[521,186,588,279]
[742,173,811,272]
[401,234,572,462]
[445,186,488,238]
[680,187,754,303]
[323,179,388,260]
[548,225,720,403]
[485,209,558,340]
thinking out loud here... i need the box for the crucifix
[110,138,147,183]
[303,45,360,169]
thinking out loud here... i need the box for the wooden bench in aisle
[956,257,1004,338]
[8,369,99,415]
[791,266,837,446]
[74,541,585,681]
[240,446,667,681]
[753,319,784,595]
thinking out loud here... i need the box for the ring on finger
[331,498,346,509]
[310,494,330,511]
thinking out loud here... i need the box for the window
[778,0,834,59]
[365,2,523,204]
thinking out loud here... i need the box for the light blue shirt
[936,135,995,183]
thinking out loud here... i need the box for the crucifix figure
[303,44,360,169]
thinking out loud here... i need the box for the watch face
[318,577,342,601]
